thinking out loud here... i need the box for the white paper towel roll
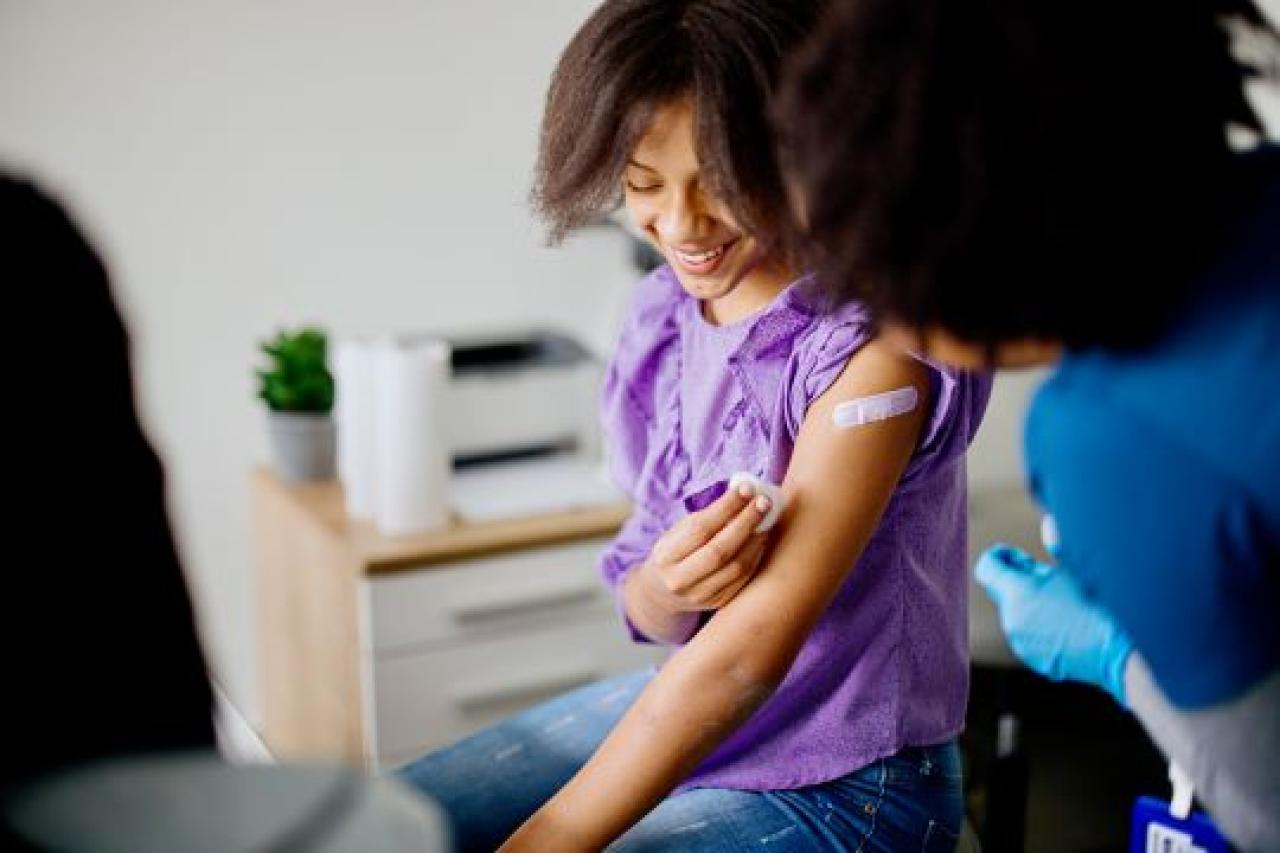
[334,339,379,519]
[374,338,452,537]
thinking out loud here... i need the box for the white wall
[966,370,1044,491]
[0,0,634,723]
[4,1,1272,727]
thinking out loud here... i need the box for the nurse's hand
[640,483,774,613]
[976,544,1134,705]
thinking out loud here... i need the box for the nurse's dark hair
[533,0,823,252]
[776,0,1279,351]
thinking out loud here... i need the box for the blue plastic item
[1130,796,1229,853]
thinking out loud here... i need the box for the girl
[398,2,991,849]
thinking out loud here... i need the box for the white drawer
[365,538,615,655]
[369,616,664,767]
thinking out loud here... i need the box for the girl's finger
[675,494,770,586]
[680,533,768,605]
[662,482,757,562]
[702,571,756,611]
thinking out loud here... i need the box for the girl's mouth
[671,237,739,277]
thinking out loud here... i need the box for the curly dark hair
[776,0,1276,351]
[534,0,824,254]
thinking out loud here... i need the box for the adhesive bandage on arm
[832,386,919,429]
[728,472,786,533]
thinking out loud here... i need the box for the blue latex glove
[976,543,1134,705]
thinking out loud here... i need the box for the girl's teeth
[679,245,725,264]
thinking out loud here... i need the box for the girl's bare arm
[501,338,933,851]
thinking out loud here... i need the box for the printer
[444,330,602,467]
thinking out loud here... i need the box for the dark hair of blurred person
[1,176,215,804]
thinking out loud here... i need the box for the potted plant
[257,327,336,482]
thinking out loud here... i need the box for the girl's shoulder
[606,262,691,402]
[599,266,689,492]
[773,281,877,437]
[789,281,875,362]
[607,265,688,409]
[781,279,992,466]
[620,264,691,336]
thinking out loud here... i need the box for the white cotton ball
[728,471,786,533]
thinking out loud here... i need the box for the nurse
[775,1,1279,849]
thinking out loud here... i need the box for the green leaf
[254,326,334,413]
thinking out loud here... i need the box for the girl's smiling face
[624,98,791,319]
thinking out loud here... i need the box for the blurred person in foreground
[0,175,445,851]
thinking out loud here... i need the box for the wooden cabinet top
[253,468,630,576]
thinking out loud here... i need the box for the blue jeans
[396,669,963,852]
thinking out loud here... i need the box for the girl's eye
[625,181,660,194]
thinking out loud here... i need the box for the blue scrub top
[1025,147,1280,709]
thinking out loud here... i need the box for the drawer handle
[449,582,599,623]
[453,665,601,714]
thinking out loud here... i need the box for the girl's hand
[636,482,774,614]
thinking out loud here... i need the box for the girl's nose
[656,192,704,243]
